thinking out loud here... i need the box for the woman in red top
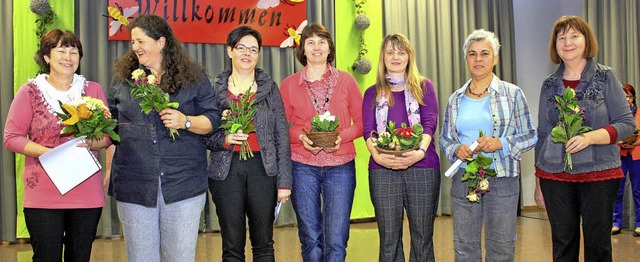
[3,29,109,261]
[280,24,363,261]
[612,83,640,237]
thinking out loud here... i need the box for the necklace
[467,82,489,97]
[230,74,254,94]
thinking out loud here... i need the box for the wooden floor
[1,210,639,261]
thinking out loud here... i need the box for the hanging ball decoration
[354,14,371,30]
[30,0,51,15]
[354,58,372,75]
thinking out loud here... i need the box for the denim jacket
[206,68,292,189]
[535,59,635,174]
[108,70,220,206]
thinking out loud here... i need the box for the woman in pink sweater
[3,29,109,261]
[280,23,363,261]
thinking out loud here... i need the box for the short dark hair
[295,24,335,66]
[549,16,598,64]
[227,26,262,49]
[37,29,83,72]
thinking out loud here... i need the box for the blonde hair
[375,34,425,107]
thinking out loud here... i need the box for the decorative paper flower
[354,14,371,30]
[30,0,51,15]
[354,57,372,75]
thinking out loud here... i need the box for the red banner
[106,0,307,47]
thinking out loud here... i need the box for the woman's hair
[463,29,501,57]
[38,29,83,73]
[548,15,598,64]
[226,26,262,49]
[112,14,204,93]
[623,84,636,107]
[374,34,425,107]
[295,24,336,66]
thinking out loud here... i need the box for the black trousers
[540,178,620,262]
[209,152,278,262]
[23,207,103,262]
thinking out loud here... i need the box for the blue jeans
[117,185,206,262]
[451,170,519,262]
[291,160,356,262]
[613,155,640,228]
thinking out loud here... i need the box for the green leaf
[551,126,568,143]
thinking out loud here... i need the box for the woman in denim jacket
[108,14,220,261]
[534,16,635,261]
[206,26,291,261]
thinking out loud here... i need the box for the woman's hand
[454,144,473,161]
[225,130,248,146]
[323,136,342,153]
[476,136,502,153]
[299,134,322,155]
[534,178,546,209]
[372,153,401,169]
[393,150,426,169]
[159,108,186,130]
[565,133,592,154]
[278,189,291,204]
[77,137,107,151]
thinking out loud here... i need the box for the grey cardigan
[535,59,635,174]
[206,68,292,189]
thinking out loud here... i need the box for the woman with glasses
[280,23,363,261]
[206,25,291,261]
[611,83,640,237]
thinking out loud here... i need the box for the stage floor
[1,210,639,261]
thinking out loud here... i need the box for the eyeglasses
[234,44,259,54]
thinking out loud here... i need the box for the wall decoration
[351,0,371,75]
[106,0,307,46]
[30,0,57,72]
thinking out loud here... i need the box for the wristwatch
[184,116,192,130]
[418,146,427,157]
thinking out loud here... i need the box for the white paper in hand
[274,200,283,224]
[444,141,479,178]
[39,136,102,195]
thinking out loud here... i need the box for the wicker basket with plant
[304,111,340,148]
[371,121,423,157]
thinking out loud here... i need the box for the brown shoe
[611,226,622,235]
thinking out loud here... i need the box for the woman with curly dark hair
[108,14,220,261]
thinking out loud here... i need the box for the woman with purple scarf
[362,33,440,262]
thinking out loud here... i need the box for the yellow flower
[77,104,92,119]
[466,192,479,202]
[131,69,146,80]
[60,103,80,125]
[147,74,158,85]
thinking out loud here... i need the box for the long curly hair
[112,14,205,93]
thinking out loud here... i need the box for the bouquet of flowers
[550,87,591,170]
[461,131,497,203]
[621,129,640,145]
[372,121,423,156]
[220,90,257,160]
[129,68,180,140]
[57,96,120,142]
[305,111,340,148]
